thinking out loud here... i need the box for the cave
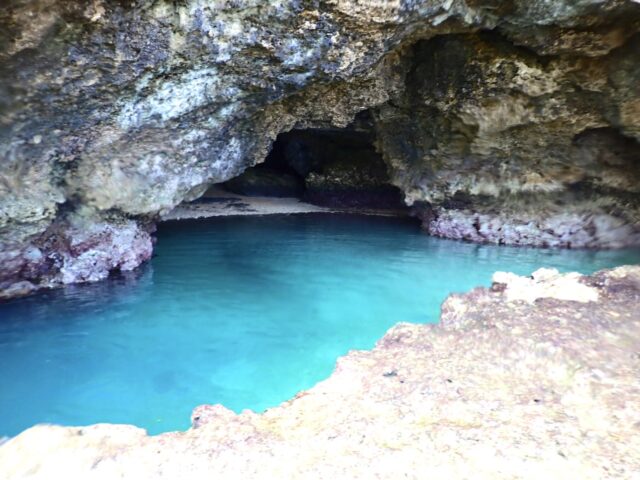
[211,122,407,212]
[2,0,640,476]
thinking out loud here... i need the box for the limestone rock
[0,217,153,299]
[1,0,640,295]
[374,32,640,247]
[492,268,600,303]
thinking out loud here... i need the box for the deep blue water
[1,214,640,437]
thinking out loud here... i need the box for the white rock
[493,268,599,303]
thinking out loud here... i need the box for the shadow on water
[1,265,154,331]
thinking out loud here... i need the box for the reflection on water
[1,214,639,436]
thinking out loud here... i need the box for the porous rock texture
[2,0,640,297]
[377,31,640,248]
[2,265,640,479]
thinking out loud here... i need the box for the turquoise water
[1,214,639,437]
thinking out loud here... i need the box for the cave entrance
[210,125,407,212]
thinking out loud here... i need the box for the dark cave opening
[214,123,407,211]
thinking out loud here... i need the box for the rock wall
[375,30,640,247]
[1,0,640,296]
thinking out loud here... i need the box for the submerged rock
[1,0,640,295]
[1,266,639,478]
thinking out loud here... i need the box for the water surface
[1,214,639,436]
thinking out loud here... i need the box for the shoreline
[2,266,639,478]
[160,189,409,221]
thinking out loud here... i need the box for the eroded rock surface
[2,0,640,296]
[0,218,153,299]
[376,31,640,247]
[1,266,639,479]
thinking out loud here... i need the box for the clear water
[1,214,639,437]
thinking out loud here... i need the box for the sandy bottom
[161,188,407,221]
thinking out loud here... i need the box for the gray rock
[1,0,640,295]
[375,32,640,247]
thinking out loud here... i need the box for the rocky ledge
[2,266,639,479]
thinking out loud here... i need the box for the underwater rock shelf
[2,266,640,479]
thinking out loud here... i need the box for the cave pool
[2,213,640,437]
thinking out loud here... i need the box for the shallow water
[1,214,639,437]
